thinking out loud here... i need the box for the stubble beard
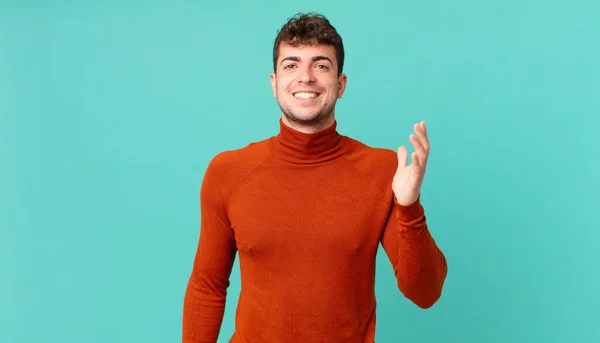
[278,96,337,131]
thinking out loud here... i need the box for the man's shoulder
[341,136,398,197]
[203,137,273,183]
[343,136,398,172]
[199,136,274,204]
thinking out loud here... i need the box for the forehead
[277,43,336,62]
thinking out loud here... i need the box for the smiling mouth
[293,92,320,99]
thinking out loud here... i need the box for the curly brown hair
[272,12,345,75]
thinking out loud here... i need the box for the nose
[298,66,316,83]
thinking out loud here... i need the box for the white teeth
[294,92,318,99]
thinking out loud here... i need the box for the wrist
[394,194,424,223]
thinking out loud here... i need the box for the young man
[183,12,448,343]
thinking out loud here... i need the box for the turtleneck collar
[270,117,347,164]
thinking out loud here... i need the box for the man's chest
[226,171,391,260]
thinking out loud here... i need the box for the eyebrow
[280,55,333,65]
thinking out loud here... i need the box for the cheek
[321,77,338,91]
[277,80,291,94]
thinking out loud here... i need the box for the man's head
[270,13,347,132]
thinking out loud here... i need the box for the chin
[292,112,322,121]
[284,111,331,126]
[278,97,334,126]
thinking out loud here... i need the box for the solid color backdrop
[1,1,599,342]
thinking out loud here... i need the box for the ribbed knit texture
[183,119,448,343]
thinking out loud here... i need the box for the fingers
[411,152,423,182]
[409,121,429,168]
[413,121,430,153]
[411,151,421,169]
[409,133,428,165]
[400,121,430,171]
[397,146,408,167]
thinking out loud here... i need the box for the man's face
[270,43,347,128]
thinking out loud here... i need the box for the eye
[283,64,297,69]
[315,64,330,70]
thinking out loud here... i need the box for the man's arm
[380,196,447,308]
[183,156,237,342]
[380,120,447,308]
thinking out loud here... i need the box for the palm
[392,121,430,206]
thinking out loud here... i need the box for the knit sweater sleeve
[380,195,448,308]
[182,154,238,342]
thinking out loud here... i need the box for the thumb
[397,146,408,167]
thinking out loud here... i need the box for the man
[183,12,447,343]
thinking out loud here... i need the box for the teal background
[2,1,599,342]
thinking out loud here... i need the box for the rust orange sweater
[183,119,448,342]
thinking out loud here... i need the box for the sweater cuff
[393,195,425,223]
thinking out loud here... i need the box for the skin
[270,42,430,206]
[393,121,430,206]
[270,43,347,133]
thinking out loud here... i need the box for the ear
[337,73,347,98]
[270,72,277,98]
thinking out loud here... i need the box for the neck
[270,116,347,164]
